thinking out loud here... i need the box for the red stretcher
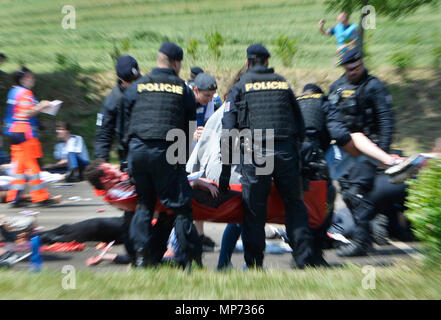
[104,180,328,229]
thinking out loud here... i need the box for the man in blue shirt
[190,72,221,251]
[43,121,90,182]
[192,73,222,142]
[319,12,358,55]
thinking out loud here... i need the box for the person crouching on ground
[43,121,90,182]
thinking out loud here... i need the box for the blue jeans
[67,152,89,172]
[217,223,242,270]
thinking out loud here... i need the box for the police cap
[246,44,271,59]
[194,73,217,91]
[159,42,184,61]
[303,83,324,94]
[190,66,204,77]
[116,55,139,81]
[338,48,363,66]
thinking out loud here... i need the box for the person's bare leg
[194,220,204,236]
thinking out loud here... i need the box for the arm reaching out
[193,178,219,198]
[348,132,399,165]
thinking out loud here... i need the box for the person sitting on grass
[43,121,90,182]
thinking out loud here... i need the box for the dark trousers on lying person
[39,212,175,262]
[40,211,138,261]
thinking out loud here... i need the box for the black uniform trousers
[128,137,201,265]
[338,158,377,245]
[240,140,313,268]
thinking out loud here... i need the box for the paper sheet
[41,100,63,116]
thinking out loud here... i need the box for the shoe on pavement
[9,200,28,209]
[307,254,330,268]
[34,195,62,207]
[336,242,369,257]
[200,235,215,252]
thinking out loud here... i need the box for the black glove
[219,165,231,193]
[119,160,128,173]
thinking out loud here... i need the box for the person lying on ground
[85,159,239,214]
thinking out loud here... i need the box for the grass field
[0,0,440,72]
[0,0,440,159]
[1,261,441,299]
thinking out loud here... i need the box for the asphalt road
[0,181,421,272]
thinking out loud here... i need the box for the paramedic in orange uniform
[5,67,56,207]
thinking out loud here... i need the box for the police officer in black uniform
[187,66,204,89]
[219,44,314,269]
[95,55,140,168]
[94,55,141,263]
[328,48,395,256]
[123,42,202,268]
[297,83,354,264]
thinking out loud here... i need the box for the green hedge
[405,158,441,263]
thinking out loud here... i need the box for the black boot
[134,248,150,268]
[370,214,390,245]
[308,248,330,268]
[9,199,28,208]
[336,241,370,257]
[65,168,81,183]
[200,234,215,252]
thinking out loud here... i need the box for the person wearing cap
[297,83,354,265]
[187,67,223,115]
[95,55,140,168]
[192,73,219,141]
[186,66,204,89]
[122,42,202,269]
[328,48,395,257]
[219,44,315,269]
[297,83,409,262]
[190,72,221,251]
[94,55,141,264]
[189,68,222,140]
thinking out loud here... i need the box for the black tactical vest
[128,73,186,140]
[329,75,378,142]
[297,94,327,140]
[238,70,297,140]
